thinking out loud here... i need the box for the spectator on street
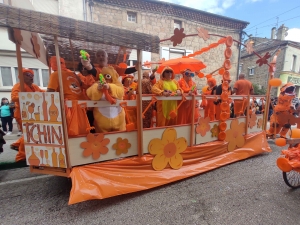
[0,98,13,135]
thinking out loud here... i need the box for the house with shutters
[0,0,248,100]
[240,25,300,97]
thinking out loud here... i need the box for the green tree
[253,84,266,95]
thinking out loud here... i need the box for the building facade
[90,0,248,87]
[240,25,300,97]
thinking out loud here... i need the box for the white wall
[283,46,300,73]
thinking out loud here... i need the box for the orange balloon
[223,71,230,80]
[275,138,287,147]
[220,112,229,121]
[218,131,226,141]
[269,78,282,87]
[198,72,205,78]
[291,128,300,138]
[221,92,229,101]
[225,36,233,47]
[206,74,212,79]
[223,59,231,70]
[224,47,232,59]
[220,102,229,111]
[222,81,229,91]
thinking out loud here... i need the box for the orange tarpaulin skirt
[69,131,270,205]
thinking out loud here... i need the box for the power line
[246,15,300,32]
[245,5,300,31]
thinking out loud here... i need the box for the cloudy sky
[158,0,300,42]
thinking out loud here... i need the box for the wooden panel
[143,125,191,154]
[195,117,246,145]
[248,114,264,133]
[68,131,138,167]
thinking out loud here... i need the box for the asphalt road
[0,141,300,225]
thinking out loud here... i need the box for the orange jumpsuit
[123,84,138,129]
[201,87,216,121]
[11,83,44,162]
[177,78,199,124]
[152,80,182,127]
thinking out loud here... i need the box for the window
[127,12,137,23]
[291,55,297,72]
[1,67,49,88]
[249,67,255,76]
[174,20,182,30]
[0,0,4,4]
[169,48,185,59]
[0,67,13,86]
[42,69,49,87]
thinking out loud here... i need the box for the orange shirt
[234,79,253,95]
[48,71,85,100]
[11,83,44,120]
[178,78,196,93]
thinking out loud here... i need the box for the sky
[158,0,300,42]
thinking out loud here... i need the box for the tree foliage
[253,84,266,95]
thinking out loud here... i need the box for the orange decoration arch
[223,71,230,80]
[218,131,226,141]
[224,47,232,59]
[225,36,233,47]
[221,92,229,101]
[219,122,227,131]
[223,59,231,70]
[222,81,229,91]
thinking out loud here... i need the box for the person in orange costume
[80,50,138,82]
[177,69,199,124]
[11,69,44,162]
[152,67,182,127]
[201,77,217,121]
[122,75,137,129]
[232,73,254,117]
[47,56,86,101]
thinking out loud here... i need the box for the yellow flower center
[164,142,176,158]
[92,141,101,149]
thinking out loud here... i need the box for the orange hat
[22,68,34,75]
[161,66,174,80]
[207,77,216,86]
[50,56,67,71]
[122,75,134,84]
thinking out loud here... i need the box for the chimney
[276,24,289,40]
[271,27,276,39]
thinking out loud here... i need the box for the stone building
[240,25,300,97]
[89,0,248,87]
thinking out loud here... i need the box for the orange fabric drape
[177,78,198,124]
[69,131,271,204]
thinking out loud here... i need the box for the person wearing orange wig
[11,68,44,162]
[201,77,217,121]
[177,69,199,124]
[152,67,182,127]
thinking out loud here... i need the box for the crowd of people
[3,49,267,161]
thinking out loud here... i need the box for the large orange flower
[225,119,245,152]
[80,133,110,160]
[196,117,211,137]
[112,138,131,155]
[148,128,187,171]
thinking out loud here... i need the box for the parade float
[0,4,287,205]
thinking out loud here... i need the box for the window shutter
[161,47,169,60]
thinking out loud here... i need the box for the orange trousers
[156,101,177,127]
[234,99,247,117]
[204,100,215,121]
[15,136,25,162]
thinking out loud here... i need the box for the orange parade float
[2,4,299,205]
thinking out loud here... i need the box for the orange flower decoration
[148,128,187,171]
[112,138,131,155]
[256,52,271,67]
[211,124,219,137]
[170,28,186,47]
[196,117,211,137]
[248,113,257,128]
[197,27,210,41]
[257,118,263,128]
[80,133,110,160]
[225,119,245,152]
